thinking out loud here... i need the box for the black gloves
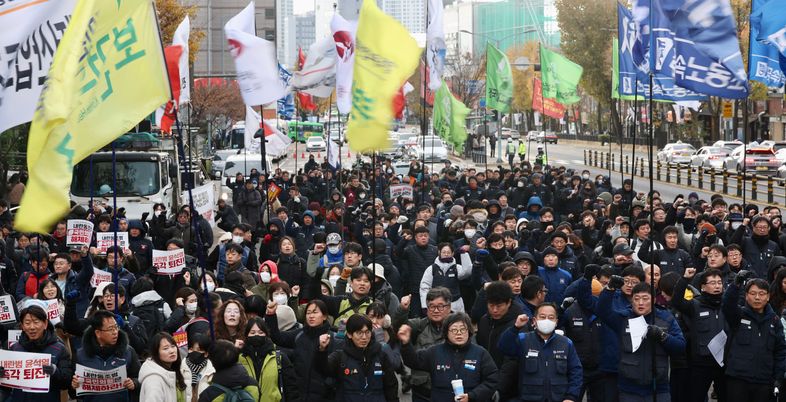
[561,297,575,311]
[609,275,624,290]
[42,365,56,375]
[735,270,754,287]
[583,264,601,281]
[647,325,668,343]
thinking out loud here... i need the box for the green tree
[155,0,205,65]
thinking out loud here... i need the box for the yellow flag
[17,0,170,233]
[346,0,422,153]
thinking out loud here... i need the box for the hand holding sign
[152,249,186,275]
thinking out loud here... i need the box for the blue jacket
[597,289,686,395]
[536,266,572,305]
[521,196,543,222]
[497,327,583,401]
[10,329,73,402]
[61,255,95,318]
[74,329,141,402]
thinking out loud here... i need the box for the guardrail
[584,149,786,205]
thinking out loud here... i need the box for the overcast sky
[294,0,314,15]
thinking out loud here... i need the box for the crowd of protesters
[1,154,786,402]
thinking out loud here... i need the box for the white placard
[67,220,94,247]
[0,349,51,393]
[389,184,414,200]
[181,183,216,227]
[0,295,16,324]
[6,330,21,349]
[74,364,126,396]
[90,270,113,288]
[152,249,186,275]
[95,232,129,255]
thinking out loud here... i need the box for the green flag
[486,43,513,113]
[540,44,583,105]
[612,38,622,100]
[434,80,471,152]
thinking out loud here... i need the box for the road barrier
[582,149,786,206]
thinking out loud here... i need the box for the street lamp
[460,27,538,162]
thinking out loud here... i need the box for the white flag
[244,106,262,152]
[291,37,337,98]
[328,135,340,168]
[225,2,286,106]
[0,0,77,133]
[172,16,191,104]
[331,14,358,114]
[262,119,292,157]
[426,0,446,91]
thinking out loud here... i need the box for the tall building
[189,0,298,75]
[444,1,475,59]
[472,0,560,56]
[295,11,316,51]
[380,0,426,34]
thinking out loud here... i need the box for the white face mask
[328,245,340,254]
[329,275,340,287]
[518,182,524,188]
[273,294,288,306]
[232,235,243,244]
[731,222,742,230]
[186,302,198,314]
[536,319,557,335]
[464,229,476,239]
[382,223,389,230]
[205,282,215,292]
[260,271,271,283]
[582,174,590,180]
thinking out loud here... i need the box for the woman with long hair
[139,332,190,402]
[214,300,247,348]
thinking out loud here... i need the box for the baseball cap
[612,243,635,256]
[326,233,342,245]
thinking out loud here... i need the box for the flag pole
[539,44,549,167]
[647,2,656,399]
[420,0,429,205]
[630,78,639,224]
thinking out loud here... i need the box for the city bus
[287,121,324,142]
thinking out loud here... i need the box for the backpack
[210,383,255,402]
[132,299,166,340]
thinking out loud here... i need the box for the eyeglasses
[353,330,372,338]
[754,225,770,230]
[99,326,119,333]
[539,288,549,294]
[747,291,768,298]
[448,327,468,335]
[623,279,640,286]
[427,304,450,312]
[705,281,723,286]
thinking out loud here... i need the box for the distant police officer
[498,302,583,402]
[722,272,786,402]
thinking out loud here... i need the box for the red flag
[392,82,414,119]
[296,48,318,111]
[164,45,183,103]
[532,77,566,119]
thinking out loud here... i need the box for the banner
[95,232,129,255]
[750,0,786,86]
[331,14,358,114]
[16,0,170,233]
[244,106,262,153]
[74,364,126,396]
[181,183,215,226]
[0,295,16,324]
[295,48,318,111]
[616,5,706,101]
[90,270,113,288]
[539,44,583,105]
[291,38,337,98]
[0,0,77,134]
[532,77,567,119]
[346,0,421,152]
[432,81,470,153]
[224,2,287,106]
[485,44,513,113]
[389,184,414,199]
[44,300,60,325]
[268,182,282,202]
[426,0,446,91]
[7,330,21,349]
[0,349,51,393]
[152,249,186,275]
[277,65,295,120]
[67,220,94,247]
[172,16,191,104]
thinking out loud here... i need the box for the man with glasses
[730,215,781,279]
[723,274,786,401]
[672,267,729,402]
[393,287,452,402]
[725,245,751,287]
[72,310,141,401]
[598,281,685,402]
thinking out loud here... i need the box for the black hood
[212,364,257,388]
[81,325,130,358]
[19,327,59,352]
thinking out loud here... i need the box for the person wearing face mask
[208,225,255,279]
[597,281,686,401]
[419,244,473,314]
[498,303,583,402]
[165,288,199,333]
[180,334,215,402]
[730,215,781,279]
[671,268,729,402]
[474,233,512,287]
[250,260,279,300]
[398,312,499,402]
[236,317,299,402]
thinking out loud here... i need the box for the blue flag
[751,0,786,86]
[630,0,749,99]
[277,64,294,120]
[618,3,706,101]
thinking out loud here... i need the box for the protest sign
[181,183,215,226]
[173,328,188,348]
[152,249,186,275]
[0,350,51,392]
[95,232,129,255]
[44,300,60,326]
[389,184,414,200]
[67,220,94,246]
[7,330,21,349]
[75,364,126,395]
[0,295,16,324]
[90,270,113,288]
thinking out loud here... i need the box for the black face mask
[541,221,553,230]
[245,335,267,348]
[187,351,206,365]
[682,218,696,233]
[439,257,453,264]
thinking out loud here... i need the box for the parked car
[422,136,449,162]
[526,131,540,141]
[689,146,729,169]
[760,140,786,153]
[657,142,696,164]
[500,128,520,140]
[723,146,780,173]
[712,140,743,151]
[537,132,558,144]
[305,135,326,152]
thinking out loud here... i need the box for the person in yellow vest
[506,139,517,169]
[518,140,527,164]
[535,146,548,167]
[237,316,300,402]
